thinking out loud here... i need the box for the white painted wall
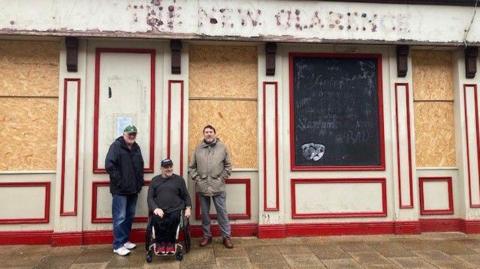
[0,0,479,45]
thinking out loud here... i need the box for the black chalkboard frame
[289,52,385,171]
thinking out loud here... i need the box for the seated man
[147,159,192,254]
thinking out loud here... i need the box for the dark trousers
[151,210,181,244]
[112,194,138,249]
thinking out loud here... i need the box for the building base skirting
[1,219,478,246]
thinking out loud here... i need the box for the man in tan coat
[189,125,233,248]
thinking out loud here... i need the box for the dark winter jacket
[105,136,144,195]
[147,174,192,213]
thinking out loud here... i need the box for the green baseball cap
[123,125,138,134]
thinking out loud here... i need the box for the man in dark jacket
[148,158,192,255]
[105,125,144,256]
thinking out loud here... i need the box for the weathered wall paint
[1,0,479,44]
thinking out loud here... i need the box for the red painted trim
[463,85,480,208]
[420,218,463,232]
[464,220,480,233]
[51,232,83,246]
[60,78,81,216]
[419,177,454,215]
[0,182,50,224]
[258,224,287,238]
[83,228,147,245]
[167,80,184,176]
[289,52,385,171]
[91,181,150,223]
[263,81,280,212]
[190,223,258,237]
[291,178,387,218]
[287,222,394,236]
[93,48,156,174]
[6,219,480,245]
[195,178,251,220]
[394,83,414,209]
[0,230,53,245]
[394,221,421,234]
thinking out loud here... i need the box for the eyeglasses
[127,133,137,137]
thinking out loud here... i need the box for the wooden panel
[188,100,257,169]
[414,102,456,167]
[189,45,257,98]
[412,50,454,101]
[0,40,59,97]
[0,98,58,170]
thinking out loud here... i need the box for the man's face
[123,132,137,145]
[161,165,174,177]
[203,128,216,143]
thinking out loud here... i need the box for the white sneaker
[113,246,131,256]
[124,241,136,250]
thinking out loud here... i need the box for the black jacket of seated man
[147,174,192,214]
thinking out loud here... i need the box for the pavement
[2,233,480,268]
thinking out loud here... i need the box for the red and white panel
[463,84,480,208]
[195,178,251,220]
[0,182,50,224]
[167,80,184,176]
[291,178,387,218]
[60,79,81,216]
[394,83,414,209]
[263,82,279,211]
[91,181,150,223]
[419,177,453,215]
[93,48,156,173]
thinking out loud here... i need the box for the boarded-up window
[0,40,59,171]
[189,45,257,169]
[412,50,455,167]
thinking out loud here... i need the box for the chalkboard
[291,54,383,169]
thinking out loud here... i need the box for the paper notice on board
[116,116,133,137]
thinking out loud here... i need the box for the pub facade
[1,0,480,245]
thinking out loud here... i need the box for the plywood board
[414,102,456,167]
[189,45,257,98]
[0,40,59,96]
[0,98,58,170]
[412,50,454,101]
[188,100,257,169]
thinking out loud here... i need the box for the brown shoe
[199,237,212,247]
[223,238,233,249]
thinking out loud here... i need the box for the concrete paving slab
[336,242,374,253]
[389,257,437,268]
[309,245,351,260]
[368,242,415,258]
[245,245,284,264]
[5,234,480,268]
[216,257,252,269]
[454,254,480,266]
[277,244,313,255]
[69,263,107,269]
[212,245,248,258]
[180,248,215,266]
[349,251,395,267]
[320,258,362,269]
[283,254,325,268]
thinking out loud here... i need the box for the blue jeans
[112,194,138,249]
